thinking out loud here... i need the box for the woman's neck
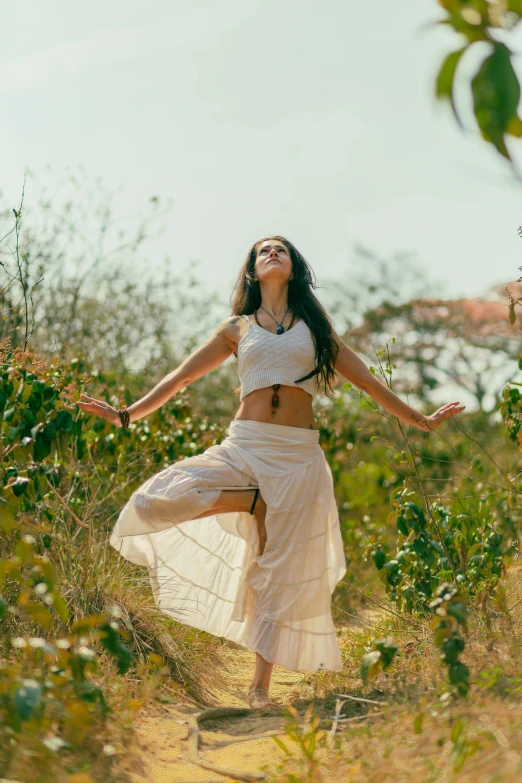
[258,283,289,318]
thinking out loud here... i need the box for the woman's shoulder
[217,315,251,358]
[216,314,249,329]
[216,314,251,346]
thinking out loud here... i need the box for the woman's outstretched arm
[331,328,465,433]
[77,316,238,427]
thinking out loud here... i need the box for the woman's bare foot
[251,490,267,556]
[247,687,279,708]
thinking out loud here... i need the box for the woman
[77,236,465,708]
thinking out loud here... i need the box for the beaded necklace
[253,308,296,418]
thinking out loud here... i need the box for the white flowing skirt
[109,419,347,672]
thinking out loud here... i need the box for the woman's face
[254,239,293,284]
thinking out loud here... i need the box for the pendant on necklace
[276,325,284,334]
[271,385,280,418]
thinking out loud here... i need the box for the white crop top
[236,314,318,401]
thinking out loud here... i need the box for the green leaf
[435,47,468,130]
[98,623,132,674]
[23,408,37,427]
[397,516,409,536]
[71,615,103,634]
[10,477,29,496]
[42,420,58,442]
[372,548,386,570]
[30,421,45,439]
[429,539,445,556]
[34,434,51,462]
[361,650,381,685]
[14,679,43,721]
[413,536,429,556]
[51,591,69,624]
[375,639,398,669]
[383,559,400,573]
[7,425,21,443]
[27,392,43,412]
[55,409,73,432]
[26,601,53,630]
[413,712,424,734]
[471,43,520,159]
[442,636,465,664]
[447,601,467,624]
[451,719,464,744]
[449,661,470,686]
[3,406,15,422]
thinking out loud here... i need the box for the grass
[263,563,522,783]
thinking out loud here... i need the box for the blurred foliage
[344,287,521,412]
[429,581,470,699]
[431,0,522,174]
[500,285,522,448]
[0,336,227,779]
[360,638,398,686]
[313,330,520,618]
[264,702,333,783]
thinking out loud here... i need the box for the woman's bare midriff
[234,386,317,430]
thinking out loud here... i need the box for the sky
[1,0,522,315]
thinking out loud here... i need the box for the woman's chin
[259,270,290,283]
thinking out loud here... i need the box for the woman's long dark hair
[231,235,339,396]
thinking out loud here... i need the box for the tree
[344,282,522,412]
[0,170,225,382]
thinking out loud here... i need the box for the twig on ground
[328,698,343,749]
[335,711,385,724]
[333,693,386,706]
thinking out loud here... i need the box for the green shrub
[0,336,226,777]
[369,483,505,616]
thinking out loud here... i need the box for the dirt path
[121,627,358,783]
[117,568,522,783]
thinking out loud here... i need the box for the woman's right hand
[76,393,121,427]
[424,401,466,431]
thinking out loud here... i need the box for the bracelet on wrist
[118,406,130,428]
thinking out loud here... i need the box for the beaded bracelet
[118,406,130,428]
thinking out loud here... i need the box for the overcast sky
[2,0,522,312]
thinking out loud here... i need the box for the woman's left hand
[424,401,466,431]
[77,393,121,427]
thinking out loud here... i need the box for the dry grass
[265,564,522,783]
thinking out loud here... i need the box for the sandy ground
[121,626,359,783]
[112,566,522,783]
